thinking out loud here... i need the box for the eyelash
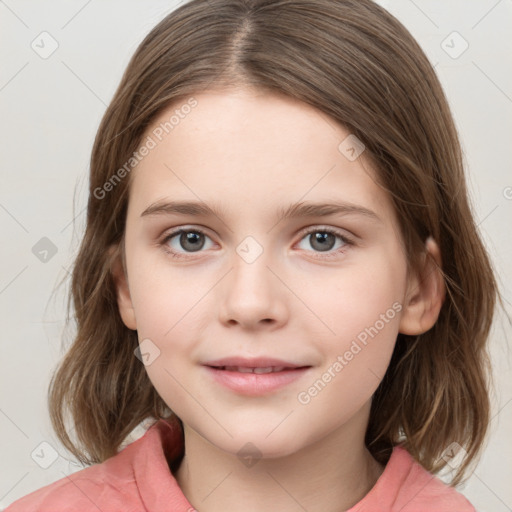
[160,226,355,260]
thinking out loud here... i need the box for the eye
[160,226,354,260]
[161,228,214,259]
[296,227,354,258]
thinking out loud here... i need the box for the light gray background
[1,1,511,510]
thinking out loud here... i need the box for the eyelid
[294,225,355,259]
[296,224,354,240]
[160,223,355,241]
[159,224,355,259]
[159,225,215,258]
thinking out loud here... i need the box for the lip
[202,357,312,396]
[203,356,306,368]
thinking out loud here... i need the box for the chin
[207,426,306,461]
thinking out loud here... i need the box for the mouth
[203,356,309,369]
[202,358,312,395]
[208,365,309,373]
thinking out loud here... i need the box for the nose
[218,244,289,330]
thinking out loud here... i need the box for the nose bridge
[219,233,287,327]
[230,233,274,297]
[235,234,267,267]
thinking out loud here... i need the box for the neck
[174,403,384,512]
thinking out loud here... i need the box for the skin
[112,87,445,512]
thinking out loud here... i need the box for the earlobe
[399,236,446,335]
[109,244,137,330]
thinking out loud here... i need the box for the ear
[109,243,137,330]
[399,236,446,335]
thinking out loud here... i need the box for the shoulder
[3,454,139,512]
[351,446,476,512]
[3,426,153,512]
[394,447,475,511]
[3,468,131,511]
[4,418,184,512]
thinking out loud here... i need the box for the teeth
[229,366,254,373]
[253,367,275,374]
[222,366,288,373]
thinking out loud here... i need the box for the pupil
[182,231,204,252]
[312,232,334,252]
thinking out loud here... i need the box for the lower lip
[203,366,311,395]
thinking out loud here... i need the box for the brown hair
[48,0,502,486]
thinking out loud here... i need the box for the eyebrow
[140,199,382,224]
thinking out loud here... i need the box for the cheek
[294,254,405,397]
[127,258,214,389]
[295,295,402,422]
[128,266,207,416]
[128,252,207,339]
[294,252,406,342]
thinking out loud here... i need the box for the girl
[6,0,502,510]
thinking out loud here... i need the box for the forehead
[129,88,396,227]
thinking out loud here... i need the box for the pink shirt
[5,418,475,511]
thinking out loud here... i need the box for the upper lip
[203,357,310,369]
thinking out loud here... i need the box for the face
[115,87,421,459]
